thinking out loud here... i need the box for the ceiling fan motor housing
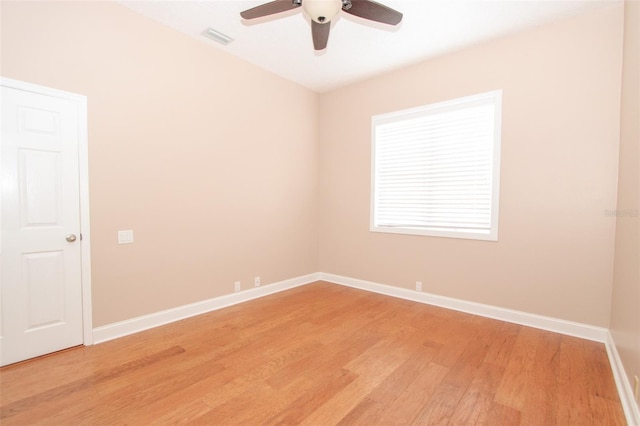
[302,0,342,23]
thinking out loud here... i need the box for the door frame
[1,77,93,345]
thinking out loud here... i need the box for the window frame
[370,90,502,241]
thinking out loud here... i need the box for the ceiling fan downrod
[292,0,352,9]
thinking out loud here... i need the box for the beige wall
[318,4,624,327]
[0,1,320,326]
[611,0,640,409]
[0,1,631,335]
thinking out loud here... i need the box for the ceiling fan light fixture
[303,0,342,23]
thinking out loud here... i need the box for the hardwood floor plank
[376,361,449,425]
[411,381,466,425]
[582,340,624,402]
[89,323,319,423]
[448,362,505,425]
[335,397,381,426]
[300,337,414,425]
[484,402,522,425]
[557,339,594,424]
[199,340,324,410]
[265,332,377,390]
[519,332,561,425]
[262,368,358,425]
[0,282,626,425]
[412,318,502,425]
[0,346,185,421]
[482,320,521,368]
[148,399,212,425]
[231,376,319,425]
[335,344,439,425]
[493,327,542,411]
[3,384,103,426]
[589,395,628,426]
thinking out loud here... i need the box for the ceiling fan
[240,0,403,51]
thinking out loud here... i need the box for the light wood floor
[0,281,626,425]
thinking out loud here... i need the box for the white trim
[77,95,93,345]
[1,78,86,103]
[319,273,609,342]
[92,273,320,344]
[94,271,610,345]
[0,77,93,346]
[605,331,640,425]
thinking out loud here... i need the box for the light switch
[118,230,134,244]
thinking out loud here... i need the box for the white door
[1,82,86,366]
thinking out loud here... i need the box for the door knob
[66,234,77,243]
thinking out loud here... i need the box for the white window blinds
[371,91,502,241]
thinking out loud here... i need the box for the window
[371,90,502,241]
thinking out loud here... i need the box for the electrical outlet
[634,375,639,401]
[416,281,423,292]
[234,281,241,293]
[254,276,261,287]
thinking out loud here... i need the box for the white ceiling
[121,0,618,93]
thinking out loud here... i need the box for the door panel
[20,149,62,226]
[1,85,84,366]
[24,251,65,329]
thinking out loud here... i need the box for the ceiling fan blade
[344,0,403,26]
[311,20,331,50]
[240,0,301,20]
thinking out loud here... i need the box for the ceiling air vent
[202,27,233,45]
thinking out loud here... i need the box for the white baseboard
[92,273,320,344]
[605,332,640,425]
[94,271,609,345]
[319,273,609,343]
